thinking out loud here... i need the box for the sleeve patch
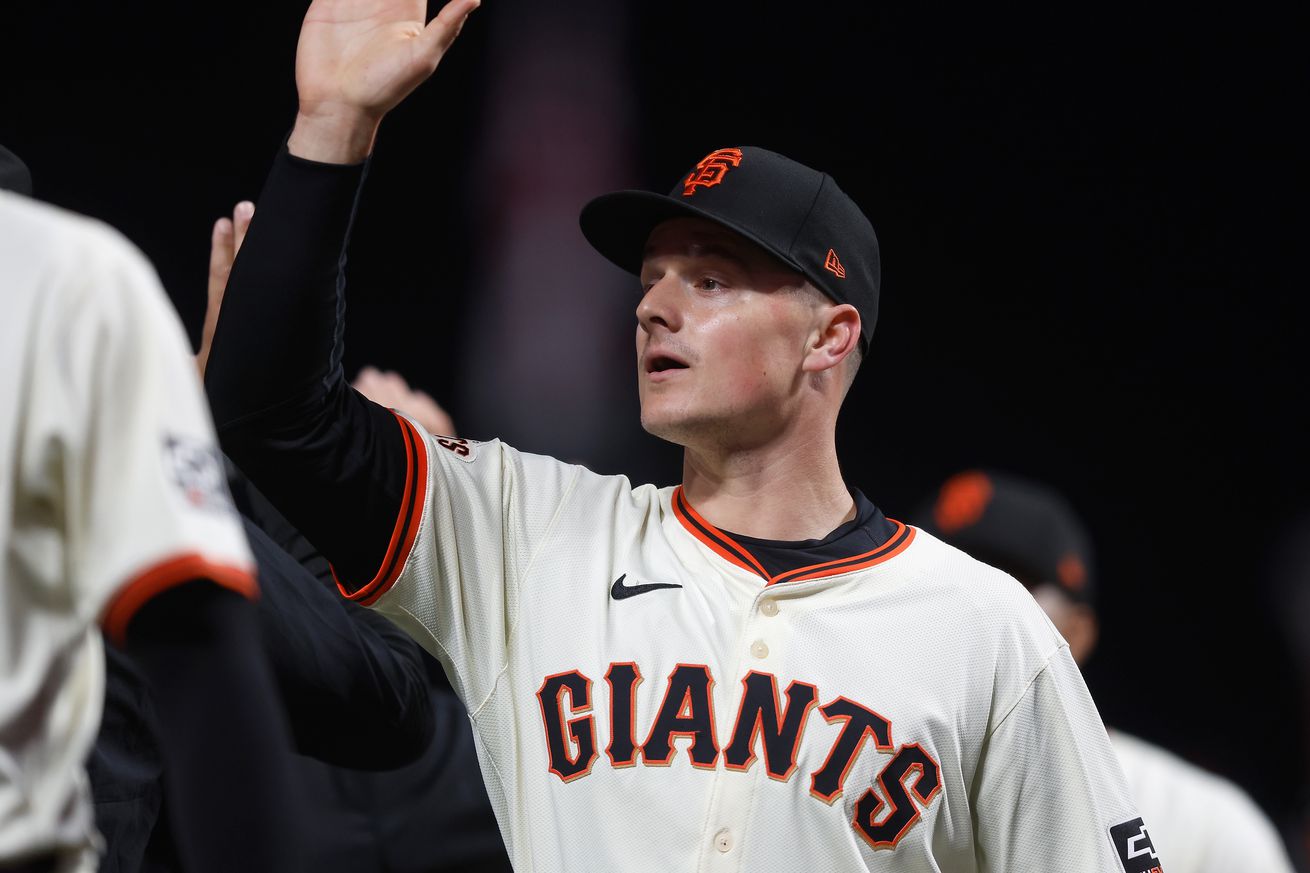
[435,436,479,462]
[162,433,235,514]
[1109,817,1164,873]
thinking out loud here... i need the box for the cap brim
[579,190,802,279]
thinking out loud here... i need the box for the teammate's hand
[353,365,457,437]
[287,0,480,164]
[196,201,254,379]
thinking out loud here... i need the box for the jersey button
[750,640,769,659]
[760,599,779,617]
[714,829,733,853]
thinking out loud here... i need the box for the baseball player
[918,469,1297,873]
[205,1,1160,869]
[0,160,300,870]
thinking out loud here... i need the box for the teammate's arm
[240,513,436,768]
[205,0,479,589]
[118,583,304,873]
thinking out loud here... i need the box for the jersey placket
[693,574,786,872]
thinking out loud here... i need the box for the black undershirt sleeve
[242,515,435,768]
[205,146,408,590]
[124,581,305,873]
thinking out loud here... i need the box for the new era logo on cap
[579,145,882,350]
[824,249,846,279]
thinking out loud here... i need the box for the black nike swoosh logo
[610,574,683,600]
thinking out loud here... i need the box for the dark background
[3,0,1305,856]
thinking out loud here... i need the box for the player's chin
[639,399,701,445]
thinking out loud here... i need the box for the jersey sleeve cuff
[335,410,429,607]
[101,553,258,646]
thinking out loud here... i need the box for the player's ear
[802,302,861,377]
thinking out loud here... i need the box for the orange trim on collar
[672,487,770,579]
[671,486,913,586]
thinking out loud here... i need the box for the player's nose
[636,274,683,336]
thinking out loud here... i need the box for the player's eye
[698,277,722,291]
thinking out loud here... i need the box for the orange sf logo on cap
[934,471,993,533]
[682,148,744,196]
[1057,553,1087,592]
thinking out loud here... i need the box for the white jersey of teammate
[1109,729,1293,873]
[0,192,255,866]
[349,419,1154,872]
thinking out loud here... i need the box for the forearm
[205,130,409,587]
[126,582,304,873]
[204,139,367,424]
[243,516,435,768]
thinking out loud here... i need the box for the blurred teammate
[1,154,300,871]
[919,469,1296,873]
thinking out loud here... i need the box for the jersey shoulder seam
[983,642,1069,742]
[467,457,585,718]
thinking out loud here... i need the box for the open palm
[296,0,479,121]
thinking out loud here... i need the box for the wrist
[287,107,380,165]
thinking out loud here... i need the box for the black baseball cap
[579,146,881,350]
[915,469,1097,604]
[0,144,33,196]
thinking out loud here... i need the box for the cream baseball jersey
[0,192,255,863]
[1109,730,1292,873]
[345,417,1153,872]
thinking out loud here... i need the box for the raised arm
[205,0,478,589]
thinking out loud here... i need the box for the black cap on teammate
[916,469,1097,604]
[579,146,881,350]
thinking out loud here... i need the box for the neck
[679,425,854,541]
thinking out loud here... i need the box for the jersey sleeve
[35,227,257,643]
[972,646,1155,872]
[342,418,582,709]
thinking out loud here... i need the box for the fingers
[232,200,254,256]
[198,201,255,380]
[418,0,480,60]
[207,217,235,303]
[352,366,457,437]
[409,391,456,437]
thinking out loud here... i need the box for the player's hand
[287,0,480,164]
[353,366,457,436]
[196,201,254,379]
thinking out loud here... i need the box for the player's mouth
[644,350,690,382]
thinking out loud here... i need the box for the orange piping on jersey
[774,524,916,586]
[101,553,257,647]
[338,412,429,607]
[672,486,916,585]
[672,487,770,580]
